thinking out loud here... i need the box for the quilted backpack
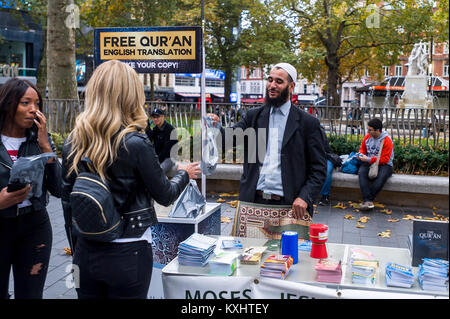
[70,158,124,242]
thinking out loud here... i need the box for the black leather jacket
[61,131,189,247]
[0,128,62,218]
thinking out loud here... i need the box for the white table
[161,236,449,299]
[148,202,222,298]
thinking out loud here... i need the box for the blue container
[281,231,299,264]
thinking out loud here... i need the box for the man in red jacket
[356,118,394,210]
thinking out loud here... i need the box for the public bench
[200,163,449,211]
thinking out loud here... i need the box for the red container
[309,224,328,259]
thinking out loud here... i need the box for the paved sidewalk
[8,193,447,299]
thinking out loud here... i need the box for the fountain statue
[397,42,433,109]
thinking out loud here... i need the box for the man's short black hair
[368,118,383,131]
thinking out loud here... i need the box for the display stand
[147,202,222,298]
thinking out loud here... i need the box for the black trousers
[358,163,393,202]
[0,209,53,299]
[73,238,153,299]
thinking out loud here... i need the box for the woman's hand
[177,162,201,179]
[0,185,31,210]
[34,110,54,163]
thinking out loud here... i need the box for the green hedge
[50,132,449,176]
[328,135,449,176]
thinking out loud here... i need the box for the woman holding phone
[0,78,62,299]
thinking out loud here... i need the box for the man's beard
[265,85,290,107]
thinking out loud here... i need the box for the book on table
[209,251,239,276]
[418,258,449,292]
[221,239,243,250]
[351,259,379,285]
[178,233,217,267]
[411,219,449,267]
[260,255,293,280]
[385,262,415,288]
[240,246,267,265]
[314,258,342,284]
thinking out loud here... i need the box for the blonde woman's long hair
[67,60,148,181]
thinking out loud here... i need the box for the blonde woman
[61,60,200,299]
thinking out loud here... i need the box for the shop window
[206,79,224,87]
[175,76,195,86]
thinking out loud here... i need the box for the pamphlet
[240,246,267,265]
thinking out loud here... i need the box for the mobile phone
[7,183,28,192]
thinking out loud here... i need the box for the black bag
[70,158,124,242]
[328,153,343,167]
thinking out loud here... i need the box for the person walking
[0,78,61,299]
[209,63,326,220]
[61,60,200,299]
[356,118,394,210]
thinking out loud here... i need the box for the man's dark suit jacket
[230,103,327,215]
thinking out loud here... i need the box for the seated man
[145,108,177,174]
[318,126,342,206]
[356,118,394,210]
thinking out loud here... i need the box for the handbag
[328,152,343,167]
[368,138,385,180]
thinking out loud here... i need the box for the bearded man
[209,63,326,220]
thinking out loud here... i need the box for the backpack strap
[79,157,94,173]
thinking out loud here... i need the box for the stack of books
[178,233,217,266]
[314,259,342,283]
[351,259,379,285]
[209,252,238,276]
[350,247,378,285]
[260,255,293,280]
[385,262,415,288]
[418,258,449,292]
[240,246,267,265]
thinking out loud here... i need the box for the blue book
[221,239,243,249]
[412,219,448,267]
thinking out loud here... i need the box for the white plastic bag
[168,179,206,218]
[200,116,219,176]
[8,152,57,199]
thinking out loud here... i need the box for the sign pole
[200,0,206,211]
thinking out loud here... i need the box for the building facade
[0,6,44,85]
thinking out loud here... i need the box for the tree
[239,1,297,76]
[46,0,78,99]
[278,0,438,106]
[176,0,254,103]
[80,0,181,99]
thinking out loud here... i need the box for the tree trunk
[47,0,78,135]
[36,31,47,97]
[224,67,232,103]
[325,51,342,120]
[47,0,77,100]
[325,52,340,107]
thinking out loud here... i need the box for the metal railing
[43,99,449,150]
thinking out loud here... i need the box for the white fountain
[398,42,433,109]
